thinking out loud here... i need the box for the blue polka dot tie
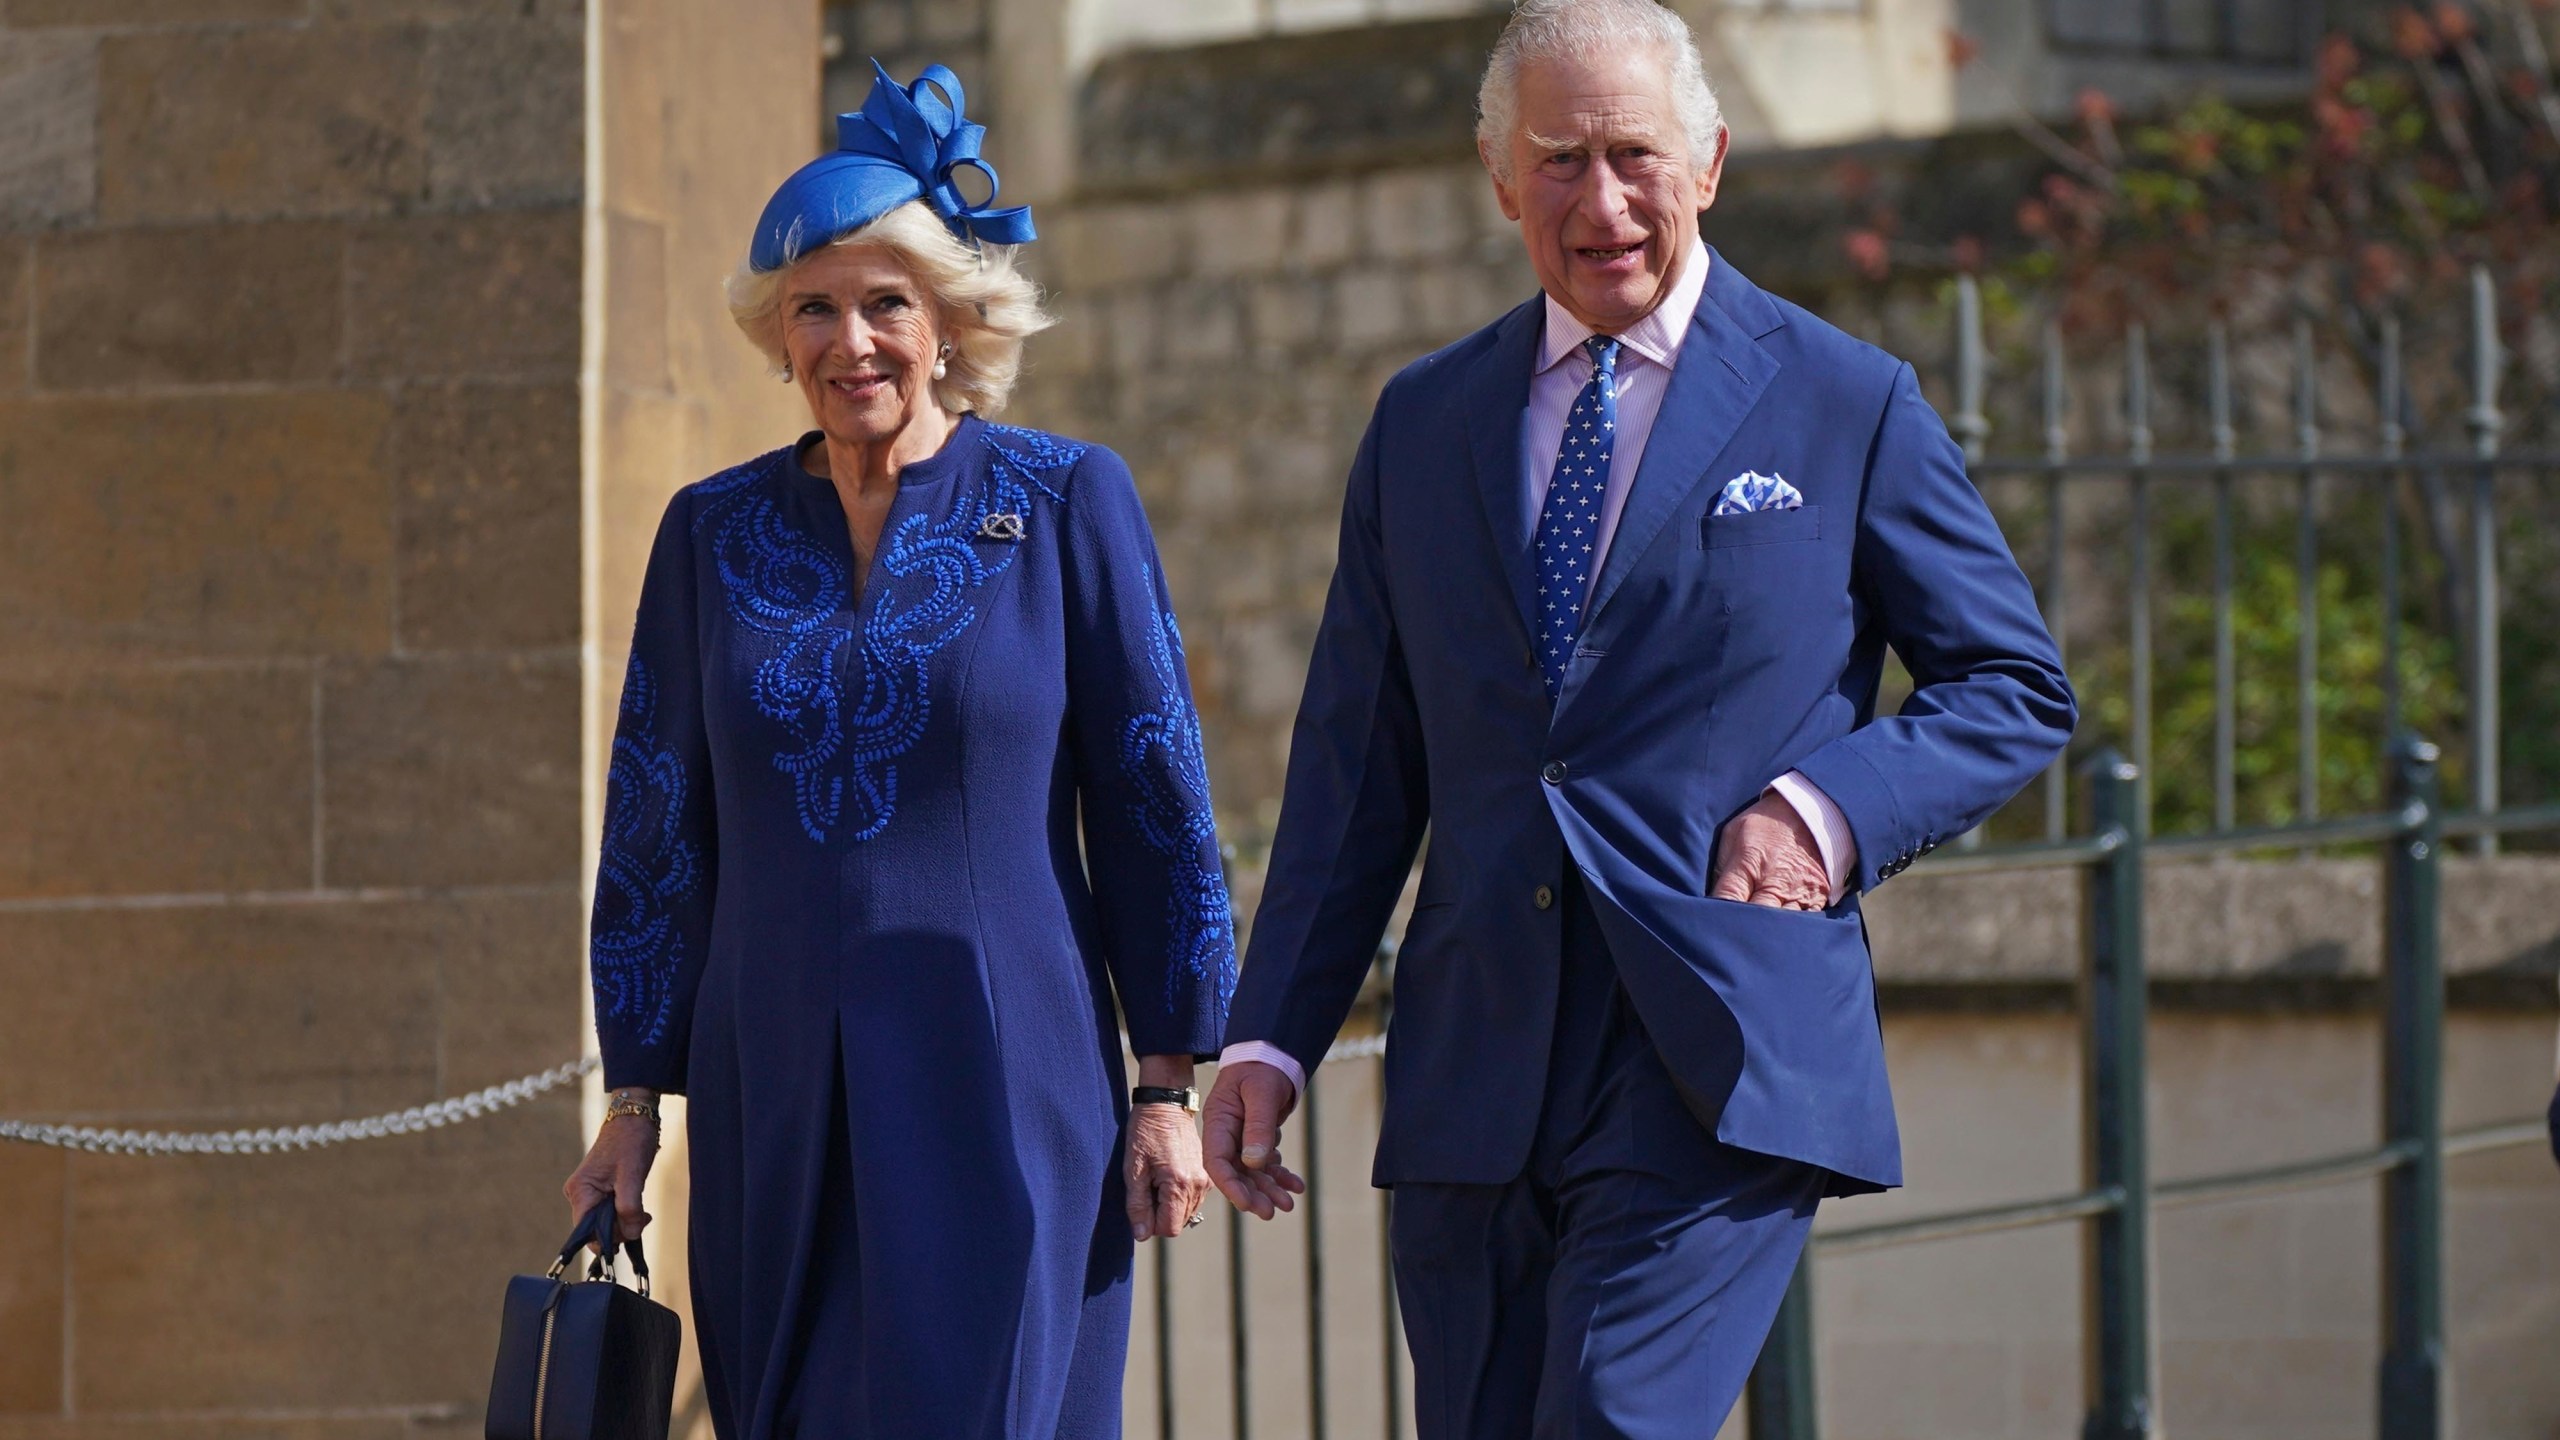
[1533,335,1620,699]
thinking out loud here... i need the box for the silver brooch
[977,512,1025,542]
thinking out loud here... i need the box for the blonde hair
[1476,0,1724,183]
[724,200,1054,417]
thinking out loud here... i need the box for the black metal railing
[1944,268,2549,853]
[1142,740,2554,1439]
[1741,742,2560,1440]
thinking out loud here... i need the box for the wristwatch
[1131,1085,1198,1114]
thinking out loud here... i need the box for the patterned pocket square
[1712,471,1803,516]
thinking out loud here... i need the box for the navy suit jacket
[1226,252,2076,1194]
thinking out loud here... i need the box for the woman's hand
[563,1109,660,1247]
[1125,1056,1209,1240]
[1124,1100,1212,1240]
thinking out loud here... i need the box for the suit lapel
[1462,299,1548,647]
[1581,251,1785,630]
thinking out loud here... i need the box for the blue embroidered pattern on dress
[1122,570,1238,1009]
[592,655,703,1048]
[694,429,1082,843]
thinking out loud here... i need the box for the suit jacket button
[1541,760,1568,785]
[1534,884,1555,911]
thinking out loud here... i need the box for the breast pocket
[1702,504,1824,550]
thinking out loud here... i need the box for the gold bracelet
[603,1092,659,1125]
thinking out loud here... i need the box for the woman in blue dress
[562,61,1237,1438]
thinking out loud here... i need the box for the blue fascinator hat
[748,60,1035,272]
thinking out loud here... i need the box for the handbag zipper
[533,1293,561,1440]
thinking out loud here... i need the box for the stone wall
[0,1,586,1428]
[1014,157,1533,830]
[0,0,817,1431]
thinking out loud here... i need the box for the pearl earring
[931,344,951,382]
[781,360,793,381]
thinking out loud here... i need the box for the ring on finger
[1184,1212,1204,1229]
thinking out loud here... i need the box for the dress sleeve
[1060,447,1237,1059]
[590,495,718,1094]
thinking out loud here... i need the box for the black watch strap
[1132,1085,1197,1112]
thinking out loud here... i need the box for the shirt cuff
[1768,769,1856,905]
[1215,1041,1305,1102]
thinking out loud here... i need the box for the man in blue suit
[1202,1,2075,1433]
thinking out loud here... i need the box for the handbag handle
[548,1200,654,1296]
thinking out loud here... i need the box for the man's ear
[1694,126,1731,211]
[1480,141,1524,223]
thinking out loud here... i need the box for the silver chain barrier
[0,1033,1390,1158]
[0,1056,598,1156]
[1323,1031,1387,1062]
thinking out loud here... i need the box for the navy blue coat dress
[588,415,1235,1439]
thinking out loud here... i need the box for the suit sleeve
[1791,363,2077,893]
[1224,400,1431,1079]
[1061,448,1237,1060]
[590,495,718,1094]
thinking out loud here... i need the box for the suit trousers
[1388,874,1825,1439]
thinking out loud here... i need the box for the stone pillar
[0,0,812,1428]
[586,4,815,1433]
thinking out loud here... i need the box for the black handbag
[486,1201,683,1440]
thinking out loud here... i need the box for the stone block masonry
[0,0,820,1423]
[0,2,597,1431]
[1011,159,1535,825]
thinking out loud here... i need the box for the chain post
[1747,1255,1819,1440]
[2082,750,2152,1440]
[2380,736,2446,1439]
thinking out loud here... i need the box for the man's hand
[1709,791,1832,910]
[1203,1060,1308,1220]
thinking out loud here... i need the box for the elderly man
[1202,0,2075,1433]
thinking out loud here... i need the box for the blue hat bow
[749,60,1036,272]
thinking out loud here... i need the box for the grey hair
[1476,0,1724,181]
[724,200,1054,417]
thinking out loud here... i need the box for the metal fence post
[1953,273,1991,463]
[2379,736,2446,1440]
[1302,1071,1329,1440]
[2294,317,2322,826]
[2042,321,2071,841]
[2207,322,2237,832]
[2083,751,2152,1440]
[1954,275,1990,850]
[1230,1185,1252,1440]
[2463,267,2502,855]
[2125,332,2154,833]
[2379,314,2406,746]
[1157,1238,1177,1439]
[1747,1256,1819,1440]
